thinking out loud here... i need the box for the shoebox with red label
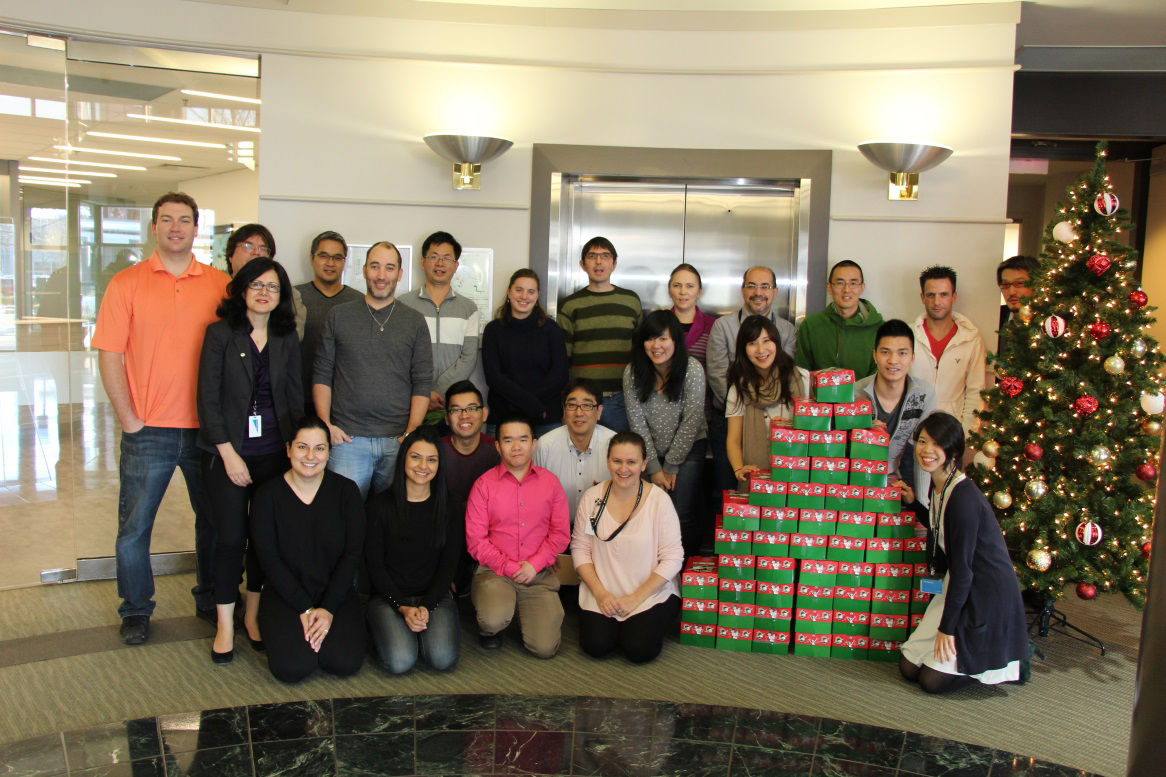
[810,457,850,485]
[770,426,810,457]
[793,631,833,657]
[752,629,792,655]
[753,605,793,632]
[718,553,756,580]
[835,561,875,588]
[910,613,924,631]
[832,607,871,636]
[876,512,916,539]
[793,400,833,432]
[756,580,795,607]
[832,585,872,613]
[718,577,757,604]
[912,563,930,578]
[863,485,902,514]
[770,455,810,484]
[873,563,915,590]
[794,606,834,635]
[849,460,889,488]
[868,638,901,662]
[827,535,867,562]
[681,569,719,599]
[755,556,796,583]
[681,597,720,624]
[809,430,848,458]
[715,528,753,555]
[760,507,800,532]
[788,532,829,560]
[825,484,865,513]
[798,509,837,536]
[865,538,904,563]
[752,531,791,557]
[811,367,857,403]
[832,398,874,431]
[848,428,890,462]
[722,492,760,529]
[718,601,755,628]
[799,559,838,587]
[836,511,877,538]
[869,613,909,642]
[831,633,869,660]
[911,588,931,614]
[795,583,834,610]
[870,588,911,615]
[679,621,717,648]
[903,537,927,563]
[787,482,826,510]
[716,625,753,652]
[747,474,787,508]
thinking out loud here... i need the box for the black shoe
[479,633,503,649]
[249,637,266,652]
[195,607,217,626]
[120,615,150,645]
[211,647,234,665]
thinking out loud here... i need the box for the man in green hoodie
[794,260,885,378]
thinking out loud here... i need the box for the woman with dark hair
[250,417,366,682]
[896,412,1028,694]
[667,263,718,370]
[482,268,568,436]
[571,431,683,663]
[365,426,462,674]
[725,314,809,486]
[224,223,306,339]
[622,310,707,555]
[197,257,303,664]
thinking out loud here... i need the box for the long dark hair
[630,309,689,404]
[495,268,548,325]
[727,315,797,407]
[216,258,296,336]
[382,425,448,548]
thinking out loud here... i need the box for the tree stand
[1029,596,1106,656]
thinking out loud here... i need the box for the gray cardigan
[854,373,937,501]
[622,357,708,475]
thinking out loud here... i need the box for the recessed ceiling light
[181,89,261,105]
[54,145,181,161]
[21,165,117,178]
[20,177,83,187]
[86,131,227,149]
[126,113,260,133]
[29,156,147,171]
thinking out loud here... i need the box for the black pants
[259,589,365,683]
[578,596,680,664]
[202,450,287,605]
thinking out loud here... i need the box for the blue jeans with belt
[327,435,401,500]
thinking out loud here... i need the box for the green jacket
[794,300,885,379]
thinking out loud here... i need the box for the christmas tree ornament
[1073,395,1099,416]
[982,440,1001,458]
[1024,443,1044,461]
[1139,391,1165,415]
[1053,221,1078,243]
[1089,321,1112,340]
[1042,315,1067,338]
[972,451,996,471]
[1017,304,1034,324]
[1103,355,1125,375]
[1076,520,1103,546]
[1086,254,1112,276]
[1129,290,1148,309]
[1026,548,1052,572]
[1122,257,1138,272]
[1025,479,1048,500]
[1142,418,1162,436]
[1143,541,1153,560]
[1135,462,1158,482]
[1094,192,1120,216]
[1087,446,1111,466]
[1076,582,1098,600]
[999,378,1024,398]
[992,490,1013,509]
[1131,339,1148,359]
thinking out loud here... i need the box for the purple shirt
[465,463,570,578]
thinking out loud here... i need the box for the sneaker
[120,615,150,645]
[479,633,503,649]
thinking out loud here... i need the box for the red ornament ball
[1073,395,1099,416]
[1094,192,1120,216]
[1076,520,1103,546]
[1024,443,1044,461]
[1042,315,1067,338]
[1089,321,1112,340]
[1076,582,1098,600]
[1000,377,1024,398]
[1143,541,1153,560]
[1086,254,1113,276]
[1136,462,1158,482]
[1130,290,1149,309]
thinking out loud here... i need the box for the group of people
[94,189,1030,693]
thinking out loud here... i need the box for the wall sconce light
[857,141,953,200]
[423,133,514,190]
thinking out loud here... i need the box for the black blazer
[197,319,303,455]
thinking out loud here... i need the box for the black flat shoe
[248,637,265,652]
[211,647,234,665]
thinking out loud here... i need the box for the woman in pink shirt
[571,431,683,663]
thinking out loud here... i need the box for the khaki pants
[471,566,563,658]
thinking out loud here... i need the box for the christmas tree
[969,142,1162,607]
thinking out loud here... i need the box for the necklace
[367,301,396,332]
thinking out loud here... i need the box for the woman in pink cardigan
[571,431,684,663]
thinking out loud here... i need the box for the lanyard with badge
[587,480,644,542]
[919,466,959,596]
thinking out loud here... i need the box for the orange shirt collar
[145,251,204,278]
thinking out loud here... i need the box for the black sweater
[365,491,462,611]
[481,315,568,424]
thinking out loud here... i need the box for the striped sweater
[557,286,643,395]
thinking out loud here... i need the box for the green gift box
[870,588,911,615]
[770,455,810,483]
[831,633,869,660]
[832,398,874,431]
[722,512,760,531]
[831,608,872,635]
[770,427,810,457]
[876,512,916,539]
[867,638,903,661]
[864,538,904,564]
[787,482,826,510]
[798,559,839,588]
[716,625,754,652]
[798,508,837,536]
[752,531,791,557]
[873,563,914,590]
[718,601,755,628]
[810,457,850,485]
[849,460,889,488]
[832,589,873,615]
[714,528,753,555]
[848,427,891,462]
[835,561,875,589]
[681,569,719,599]
[903,537,927,563]
[827,535,867,562]
[863,486,902,514]
[911,588,932,614]
[747,474,787,507]
[718,577,757,604]
[755,580,795,608]
[788,532,829,560]
[824,484,865,512]
[753,605,793,632]
[793,400,833,432]
[868,613,909,642]
[836,511,877,538]
[681,597,720,624]
[718,554,756,580]
[793,631,833,657]
[752,629,791,654]
[796,583,834,608]
[794,607,834,635]
[811,368,857,403]
[755,555,797,583]
[808,430,848,458]
[679,621,717,648]
[759,507,800,532]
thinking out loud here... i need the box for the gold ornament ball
[1103,355,1125,375]
[1144,418,1163,436]
[1088,446,1112,466]
[1026,548,1052,572]
[1132,339,1148,359]
[1018,304,1034,324]
[982,440,1001,458]
[993,490,1013,509]
[1025,479,1048,500]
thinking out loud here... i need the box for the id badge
[919,576,943,595]
[248,414,263,438]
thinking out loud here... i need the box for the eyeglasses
[585,251,613,261]
[998,281,1030,291]
[830,280,863,289]
[315,251,345,263]
[447,404,483,416]
[743,283,775,292]
[240,241,270,256]
[247,281,281,293]
[565,402,599,412]
[425,254,457,264]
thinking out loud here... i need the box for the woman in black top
[366,425,462,674]
[197,258,302,663]
[250,417,365,683]
[896,412,1027,694]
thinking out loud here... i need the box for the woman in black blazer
[198,257,303,664]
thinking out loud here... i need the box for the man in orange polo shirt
[93,192,230,645]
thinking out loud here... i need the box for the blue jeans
[706,409,736,498]
[327,435,400,499]
[367,594,460,674]
[602,391,630,433]
[116,426,215,618]
[660,438,707,557]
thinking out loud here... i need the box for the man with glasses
[399,231,481,426]
[996,255,1039,352]
[224,224,306,340]
[533,378,616,521]
[296,231,363,414]
[795,259,885,378]
[557,236,643,433]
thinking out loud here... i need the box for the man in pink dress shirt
[465,413,570,657]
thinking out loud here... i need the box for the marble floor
[0,694,1094,777]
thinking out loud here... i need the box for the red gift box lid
[761,506,799,521]
[753,630,792,644]
[837,511,876,526]
[770,426,810,444]
[788,482,826,497]
[877,512,912,527]
[832,633,870,648]
[795,632,833,647]
[849,427,890,446]
[682,598,719,612]
[718,602,756,617]
[811,457,851,473]
[722,490,750,505]
[758,581,795,595]
[828,536,868,550]
[715,528,753,543]
[724,502,761,519]
[798,559,839,575]
[874,563,914,578]
[798,509,838,524]
[790,533,829,548]
[795,608,834,623]
[682,570,718,586]
[794,400,833,417]
[913,563,930,576]
[718,578,757,593]
[837,561,875,575]
[756,555,795,570]
[872,588,911,603]
[796,583,833,598]
[852,460,891,475]
[809,430,848,444]
[863,485,902,499]
[869,638,901,651]
[826,484,864,499]
[718,554,756,568]
[753,532,791,547]
[754,606,793,619]
[833,398,874,416]
[912,588,932,602]
[681,621,717,636]
[717,626,754,640]
[749,476,788,495]
[811,368,856,388]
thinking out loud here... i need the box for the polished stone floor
[0,694,1094,776]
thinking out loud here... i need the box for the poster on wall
[345,243,413,293]
[453,247,494,335]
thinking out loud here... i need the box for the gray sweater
[397,286,480,397]
[854,373,937,502]
[623,357,708,475]
[313,299,433,437]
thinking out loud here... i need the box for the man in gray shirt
[313,241,433,498]
[296,230,363,414]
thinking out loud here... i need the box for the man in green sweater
[795,260,885,379]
